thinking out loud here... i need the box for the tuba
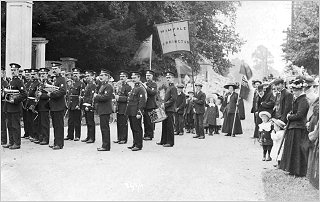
[3,88,20,102]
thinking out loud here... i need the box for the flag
[132,35,153,63]
[239,63,253,80]
[239,75,250,100]
[175,58,192,75]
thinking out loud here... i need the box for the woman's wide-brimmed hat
[224,82,239,89]
[271,118,286,129]
[259,111,271,119]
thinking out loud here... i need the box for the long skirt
[222,113,242,134]
[307,140,319,189]
[280,128,309,177]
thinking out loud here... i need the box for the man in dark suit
[21,69,31,139]
[273,78,293,123]
[81,70,97,143]
[1,67,9,145]
[65,68,85,141]
[94,69,114,151]
[184,91,195,133]
[174,84,186,136]
[113,70,132,144]
[157,71,177,147]
[48,62,67,150]
[125,71,146,151]
[3,63,27,149]
[192,83,206,139]
[143,70,157,141]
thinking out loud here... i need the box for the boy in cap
[192,83,206,139]
[174,84,186,136]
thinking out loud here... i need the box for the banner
[156,21,190,54]
[239,75,250,100]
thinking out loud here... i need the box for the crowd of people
[1,62,319,189]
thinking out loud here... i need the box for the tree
[282,1,319,75]
[251,45,275,80]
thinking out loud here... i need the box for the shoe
[179,133,183,136]
[3,144,13,148]
[74,138,80,141]
[49,145,54,148]
[131,147,142,151]
[198,136,205,139]
[113,140,120,143]
[186,130,190,133]
[224,134,231,136]
[64,137,73,140]
[1,142,6,146]
[143,137,152,141]
[97,147,109,151]
[266,157,272,161]
[118,141,126,144]
[52,146,62,150]
[40,141,49,145]
[156,142,164,145]
[9,144,20,150]
[127,145,134,149]
[163,144,173,147]
[29,137,35,142]
[86,139,94,144]
[22,135,29,139]
[262,157,266,161]
[81,139,88,142]
[34,140,40,144]
[193,135,200,138]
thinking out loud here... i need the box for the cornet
[3,88,20,102]
[43,83,60,93]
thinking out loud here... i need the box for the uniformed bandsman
[143,70,157,141]
[22,69,31,139]
[94,69,113,151]
[48,62,67,150]
[36,68,51,145]
[113,70,132,144]
[65,68,85,141]
[192,83,206,139]
[1,67,9,145]
[81,70,97,143]
[126,71,146,151]
[174,84,186,136]
[27,69,41,143]
[157,71,177,147]
[3,63,27,149]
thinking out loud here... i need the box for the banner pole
[231,76,243,136]
[149,35,152,70]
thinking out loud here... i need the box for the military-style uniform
[125,80,146,150]
[82,81,96,142]
[22,76,32,138]
[1,77,9,145]
[143,79,157,140]
[66,79,85,140]
[94,79,113,151]
[26,78,41,142]
[49,74,67,149]
[4,75,27,148]
[116,80,132,143]
[159,79,177,146]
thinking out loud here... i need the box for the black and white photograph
[1,1,319,201]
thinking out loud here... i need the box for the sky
[229,1,292,74]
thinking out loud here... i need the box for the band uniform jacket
[176,92,186,114]
[82,82,96,111]
[22,79,32,109]
[164,83,177,112]
[276,88,293,123]
[145,80,158,110]
[5,76,27,113]
[49,75,67,112]
[1,78,9,112]
[116,82,132,115]
[26,79,40,109]
[287,94,309,130]
[36,80,50,112]
[67,80,85,110]
[94,82,113,116]
[125,82,146,116]
[193,91,206,114]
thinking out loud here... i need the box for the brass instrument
[3,88,20,102]
[43,83,60,93]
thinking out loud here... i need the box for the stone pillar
[5,1,33,77]
[60,57,77,72]
[32,37,48,69]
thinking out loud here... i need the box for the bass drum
[148,108,167,123]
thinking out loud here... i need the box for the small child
[215,96,224,134]
[203,97,219,136]
[258,111,273,161]
[270,118,286,168]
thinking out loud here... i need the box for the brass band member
[36,68,51,145]
[94,69,113,151]
[81,70,97,143]
[65,68,85,141]
[1,66,9,145]
[3,63,27,149]
[174,84,186,136]
[143,70,157,141]
[27,69,41,143]
[48,62,67,150]
[22,69,31,139]
[192,83,206,139]
[157,71,177,147]
[126,71,146,151]
[114,70,132,144]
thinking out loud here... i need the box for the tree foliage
[2,1,244,76]
[282,1,319,75]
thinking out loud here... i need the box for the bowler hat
[272,78,285,85]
